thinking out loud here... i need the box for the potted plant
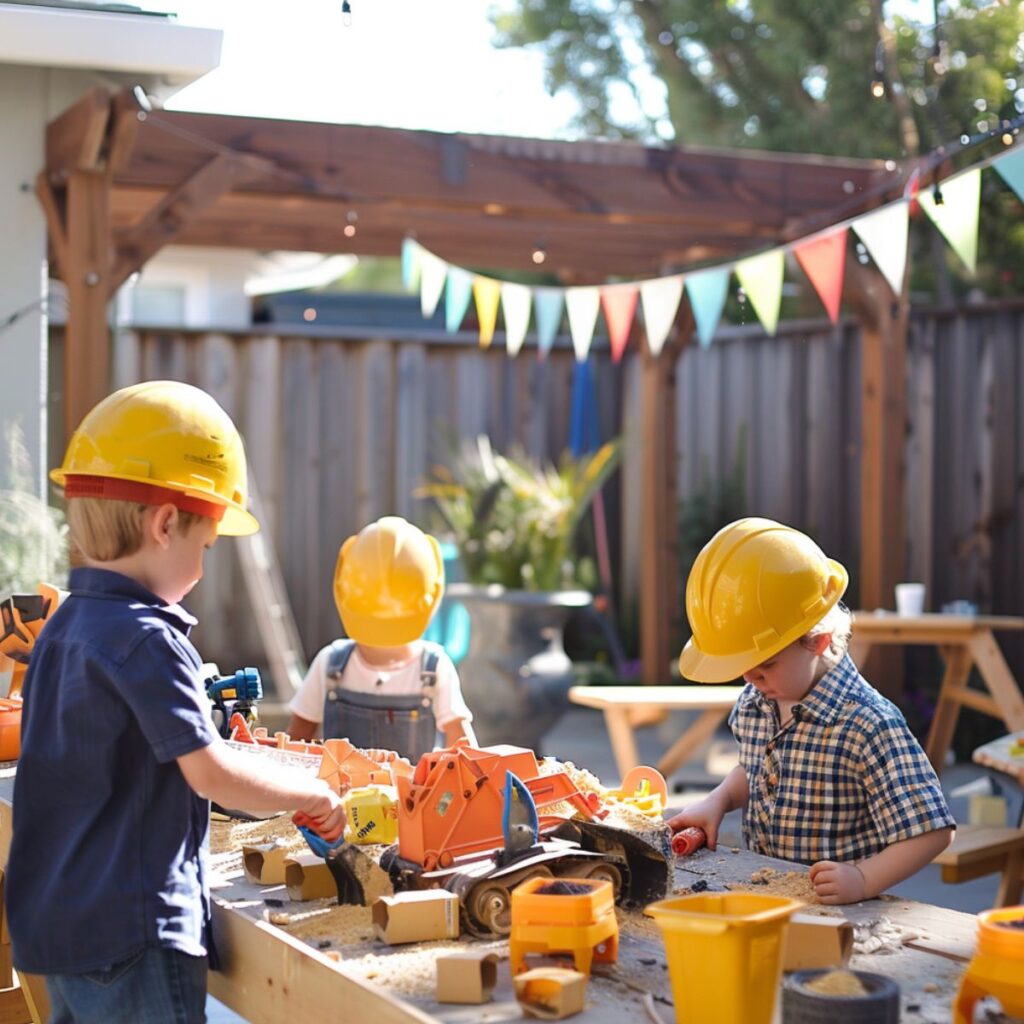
[417,434,621,750]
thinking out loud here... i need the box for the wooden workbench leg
[603,709,639,780]
[996,843,1023,908]
[969,632,1024,733]
[656,710,730,779]
[924,646,972,773]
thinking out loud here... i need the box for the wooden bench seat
[933,824,1024,907]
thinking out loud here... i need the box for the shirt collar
[69,567,197,629]
[737,653,861,726]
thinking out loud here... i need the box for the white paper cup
[895,582,926,616]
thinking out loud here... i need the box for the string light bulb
[343,210,358,238]
[870,79,886,99]
[531,246,546,265]
[932,183,944,206]
[341,0,352,27]
[1003,132,1015,146]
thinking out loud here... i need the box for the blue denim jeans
[45,946,207,1024]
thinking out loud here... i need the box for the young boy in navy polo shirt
[7,382,345,1024]
[668,518,955,905]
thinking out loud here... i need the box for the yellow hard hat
[334,517,444,646]
[678,517,848,683]
[51,380,259,536]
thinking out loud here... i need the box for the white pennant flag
[501,283,532,357]
[565,286,601,362]
[917,168,981,273]
[640,275,684,355]
[419,250,448,318]
[851,201,909,295]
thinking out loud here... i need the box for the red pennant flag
[794,227,848,323]
[600,285,639,362]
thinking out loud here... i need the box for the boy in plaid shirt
[668,518,955,905]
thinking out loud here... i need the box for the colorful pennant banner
[402,145,1020,358]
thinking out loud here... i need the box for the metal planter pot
[447,583,592,752]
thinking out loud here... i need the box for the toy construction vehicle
[378,743,671,936]
[0,584,63,761]
[205,667,263,739]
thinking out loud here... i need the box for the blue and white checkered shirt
[729,654,955,864]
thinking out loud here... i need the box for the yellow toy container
[954,905,1024,1023]
[510,877,618,977]
[343,785,398,845]
[645,892,803,1024]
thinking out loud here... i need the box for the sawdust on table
[726,866,819,904]
[210,815,308,858]
[802,969,869,997]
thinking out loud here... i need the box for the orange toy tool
[0,584,62,761]
[510,876,618,977]
[671,827,707,857]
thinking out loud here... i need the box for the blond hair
[67,497,206,562]
[800,602,853,667]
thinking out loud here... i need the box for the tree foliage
[492,0,1024,294]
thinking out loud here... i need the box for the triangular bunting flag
[686,268,730,348]
[735,249,784,337]
[851,201,909,295]
[445,266,474,333]
[472,277,502,348]
[565,286,601,362]
[501,283,532,357]
[918,169,981,273]
[534,288,564,359]
[993,146,1024,202]
[419,250,447,318]
[401,237,421,291]
[640,274,684,356]
[794,227,848,323]
[600,285,639,362]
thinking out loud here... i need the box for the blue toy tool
[500,771,540,864]
[206,667,263,738]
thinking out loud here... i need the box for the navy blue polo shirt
[7,568,219,974]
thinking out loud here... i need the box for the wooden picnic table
[848,612,1024,772]
[568,685,744,779]
[972,731,1024,787]
[0,772,994,1024]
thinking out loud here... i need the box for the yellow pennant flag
[734,249,785,337]
[473,277,502,348]
[917,169,981,274]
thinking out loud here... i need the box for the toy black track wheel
[575,861,623,895]
[468,883,512,936]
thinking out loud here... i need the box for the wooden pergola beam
[45,87,111,182]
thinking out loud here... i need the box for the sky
[149,0,936,139]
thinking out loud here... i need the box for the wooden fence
[50,300,1024,689]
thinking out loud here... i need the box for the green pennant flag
[917,169,981,274]
[734,249,785,337]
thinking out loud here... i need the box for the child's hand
[809,860,867,904]
[666,795,727,851]
[296,786,347,843]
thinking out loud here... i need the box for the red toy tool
[671,827,707,857]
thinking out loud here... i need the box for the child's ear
[810,632,832,656]
[147,504,179,550]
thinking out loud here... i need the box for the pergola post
[848,259,910,698]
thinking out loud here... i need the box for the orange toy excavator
[0,584,64,761]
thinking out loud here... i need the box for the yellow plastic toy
[954,905,1024,1023]
[510,877,618,977]
[608,765,668,819]
[645,892,803,1024]
[343,786,399,845]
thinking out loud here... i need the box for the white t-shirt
[289,641,474,731]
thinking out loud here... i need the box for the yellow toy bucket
[954,905,1024,1023]
[645,892,803,1024]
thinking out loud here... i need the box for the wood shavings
[852,916,905,955]
[726,866,819,903]
[802,970,868,996]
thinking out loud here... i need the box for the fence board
[90,306,1024,693]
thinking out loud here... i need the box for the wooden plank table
[849,612,1024,772]
[568,685,744,779]
[0,773,994,1024]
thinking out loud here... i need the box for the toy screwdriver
[671,826,707,857]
